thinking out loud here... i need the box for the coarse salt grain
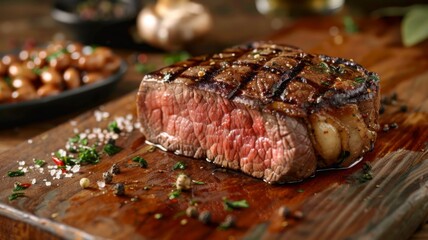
[65,173,73,178]
[71,165,80,173]
[19,161,26,166]
[22,167,28,173]
[70,120,77,126]
[45,181,52,186]
[27,139,33,144]
[31,178,36,184]
[97,181,106,189]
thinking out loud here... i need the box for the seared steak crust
[137,42,380,183]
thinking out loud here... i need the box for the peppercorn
[198,210,211,224]
[399,105,408,112]
[381,96,390,105]
[278,205,292,219]
[390,122,399,129]
[379,105,385,114]
[113,182,125,196]
[103,171,113,184]
[110,163,120,175]
[382,124,390,132]
[186,206,198,218]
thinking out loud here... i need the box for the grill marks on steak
[137,41,380,183]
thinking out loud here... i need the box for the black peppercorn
[382,124,390,132]
[379,105,385,114]
[198,210,211,224]
[278,205,292,219]
[399,105,408,113]
[113,182,125,196]
[391,92,397,101]
[110,163,120,175]
[103,171,113,184]
[390,122,398,129]
[186,206,198,218]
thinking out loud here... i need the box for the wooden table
[1,1,428,239]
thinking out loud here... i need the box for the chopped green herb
[358,162,373,183]
[34,159,46,167]
[154,213,163,220]
[169,189,182,200]
[132,156,148,168]
[318,62,330,73]
[297,189,305,193]
[68,135,80,144]
[55,151,77,166]
[107,121,121,134]
[7,170,25,177]
[79,146,101,164]
[164,51,190,65]
[172,161,186,170]
[8,192,25,201]
[368,74,380,82]
[223,198,249,211]
[80,138,88,146]
[192,180,205,185]
[103,142,122,157]
[354,77,366,83]
[343,15,359,33]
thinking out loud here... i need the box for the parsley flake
[103,141,122,156]
[7,170,25,177]
[172,161,186,170]
[132,156,148,168]
[223,198,249,211]
[34,159,46,167]
[169,189,182,200]
[107,121,121,134]
[8,192,25,201]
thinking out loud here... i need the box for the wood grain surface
[0,17,427,240]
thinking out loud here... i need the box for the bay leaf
[402,6,428,47]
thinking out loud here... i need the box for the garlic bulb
[137,0,212,51]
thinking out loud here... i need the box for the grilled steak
[136,41,380,183]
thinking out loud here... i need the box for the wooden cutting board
[1,17,427,240]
